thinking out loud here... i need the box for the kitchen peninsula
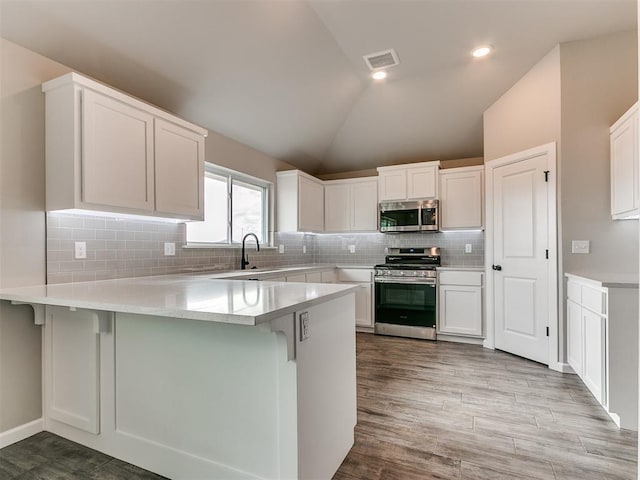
[0,274,358,480]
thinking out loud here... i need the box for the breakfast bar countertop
[0,274,358,326]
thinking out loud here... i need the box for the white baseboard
[0,418,44,448]
[437,333,484,345]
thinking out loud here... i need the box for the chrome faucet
[240,233,260,270]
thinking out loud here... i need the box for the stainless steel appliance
[374,247,440,340]
[378,199,439,233]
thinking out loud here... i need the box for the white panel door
[440,168,483,229]
[82,89,154,210]
[350,180,378,231]
[154,118,204,219]
[566,299,583,377]
[493,154,550,364]
[438,285,482,336]
[324,183,351,232]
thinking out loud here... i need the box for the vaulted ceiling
[0,0,635,174]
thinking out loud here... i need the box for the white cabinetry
[610,102,638,219]
[324,177,378,232]
[42,72,207,220]
[377,161,440,201]
[338,268,374,329]
[439,166,484,230]
[437,270,483,338]
[565,274,638,430]
[276,170,324,232]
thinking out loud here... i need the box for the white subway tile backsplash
[47,213,484,284]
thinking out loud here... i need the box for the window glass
[232,180,264,243]
[185,165,269,245]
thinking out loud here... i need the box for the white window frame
[185,163,273,247]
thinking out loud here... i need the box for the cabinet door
[611,111,638,218]
[351,180,378,231]
[440,169,483,229]
[378,170,406,201]
[407,165,438,199]
[82,89,154,211]
[305,272,322,283]
[154,118,204,219]
[321,269,337,283]
[286,273,307,283]
[354,283,373,327]
[324,183,351,232]
[583,309,606,403]
[438,285,482,336]
[566,299,583,377]
[299,176,324,232]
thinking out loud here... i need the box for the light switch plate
[74,241,86,259]
[348,245,356,254]
[303,245,307,254]
[164,242,176,256]
[465,244,472,253]
[279,244,285,254]
[572,240,590,254]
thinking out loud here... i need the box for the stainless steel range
[374,247,440,340]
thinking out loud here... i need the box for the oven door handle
[374,278,436,285]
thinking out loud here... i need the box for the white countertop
[565,272,639,288]
[0,274,358,326]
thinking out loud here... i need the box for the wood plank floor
[333,333,638,480]
[0,333,636,479]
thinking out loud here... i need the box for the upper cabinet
[276,170,324,232]
[610,102,638,220]
[377,161,440,201]
[439,165,484,230]
[42,73,207,220]
[324,177,378,232]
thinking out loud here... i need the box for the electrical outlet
[303,245,307,254]
[348,245,356,254]
[74,241,86,259]
[164,242,176,256]
[299,312,310,341]
[279,244,285,254]
[572,240,590,254]
[465,244,472,254]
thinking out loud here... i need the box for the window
[186,164,270,245]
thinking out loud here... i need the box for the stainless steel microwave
[378,199,439,233]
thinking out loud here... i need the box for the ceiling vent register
[363,48,400,71]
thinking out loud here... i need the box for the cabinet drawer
[438,271,483,286]
[338,269,373,283]
[567,281,581,303]
[582,285,606,315]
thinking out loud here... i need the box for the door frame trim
[484,142,560,371]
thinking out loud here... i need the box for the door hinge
[545,249,549,259]
[546,326,549,337]
[544,170,550,182]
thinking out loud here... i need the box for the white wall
[0,38,69,432]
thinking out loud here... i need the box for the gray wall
[0,39,69,433]
[560,30,638,275]
[483,30,638,364]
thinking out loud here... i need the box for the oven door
[374,278,437,329]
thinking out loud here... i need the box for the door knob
[492,264,502,271]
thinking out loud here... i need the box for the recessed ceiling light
[472,45,493,58]
[372,70,387,80]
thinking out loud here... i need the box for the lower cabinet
[338,268,374,329]
[566,274,638,430]
[437,270,483,338]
